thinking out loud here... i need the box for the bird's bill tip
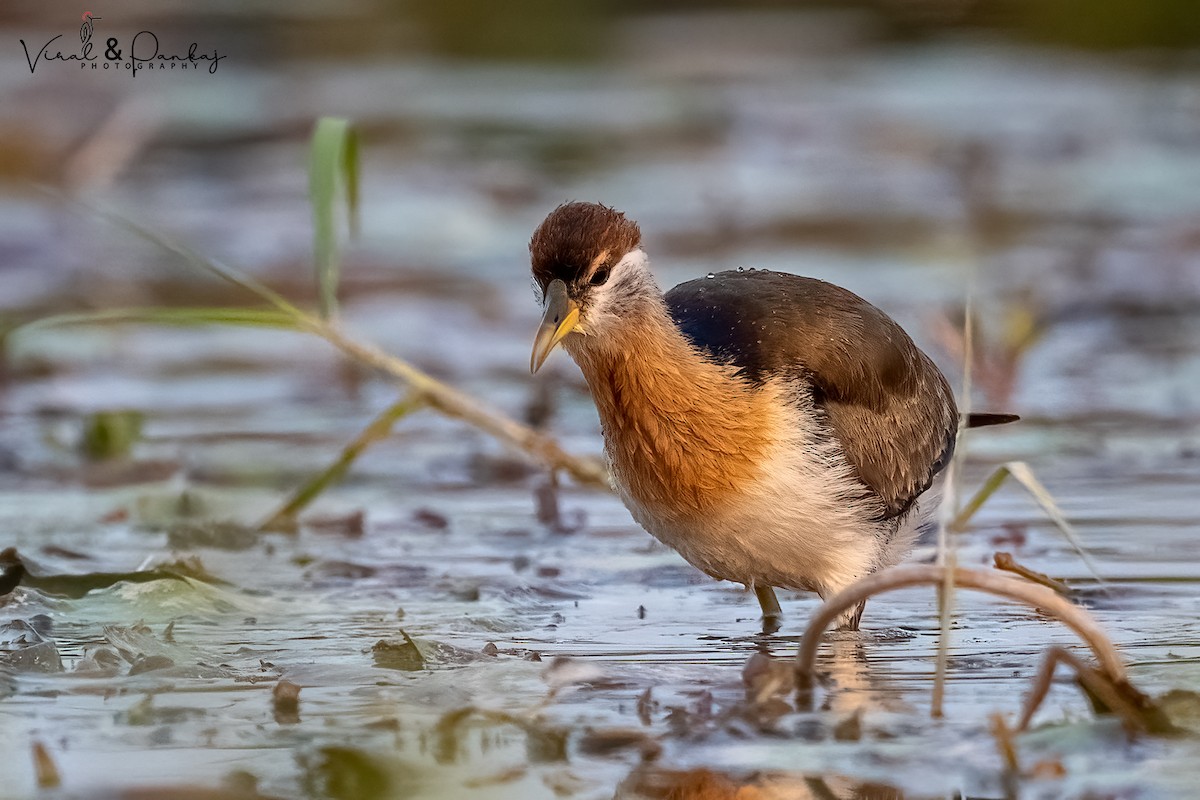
[530,281,579,373]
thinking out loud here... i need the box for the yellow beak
[530,279,580,373]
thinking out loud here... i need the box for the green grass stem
[259,395,424,532]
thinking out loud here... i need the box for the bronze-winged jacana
[528,202,1016,632]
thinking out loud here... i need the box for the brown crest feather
[530,202,641,294]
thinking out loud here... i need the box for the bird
[528,202,1016,632]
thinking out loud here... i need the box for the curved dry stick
[794,565,1126,691]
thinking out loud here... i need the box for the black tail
[964,412,1020,429]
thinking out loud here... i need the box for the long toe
[832,600,867,632]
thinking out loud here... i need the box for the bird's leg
[754,584,782,634]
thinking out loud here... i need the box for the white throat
[576,249,661,337]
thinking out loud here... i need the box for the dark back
[665,270,958,519]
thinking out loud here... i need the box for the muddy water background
[2,3,1200,798]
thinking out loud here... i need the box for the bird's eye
[589,267,611,286]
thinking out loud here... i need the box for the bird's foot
[831,599,867,632]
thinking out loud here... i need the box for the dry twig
[31,741,60,789]
[994,551,1072,596]
[988,712,1021,778]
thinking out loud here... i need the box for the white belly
[610,405,931,598]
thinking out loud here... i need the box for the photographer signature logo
[20,11,226,77]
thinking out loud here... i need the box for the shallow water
[2,7,1200,799]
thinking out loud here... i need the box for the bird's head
[528,202,650,373]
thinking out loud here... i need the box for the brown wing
[665,270,959,520]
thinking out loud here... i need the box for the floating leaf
[371,631,425,672]
[0,547,224,599]
[0,620,62,673]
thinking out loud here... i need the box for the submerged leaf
[1157,689,1200,732]
[81,409,144,461]
[432,706,569,767]
[103,623,234,680]
[167,521,260,551]
[23,565,206,599]
[127,654,176,675]
[273,680,302,725]
[120,694,207,726]
[299,747,392,800]
[576,727,661,759]
[616,766,906,800]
